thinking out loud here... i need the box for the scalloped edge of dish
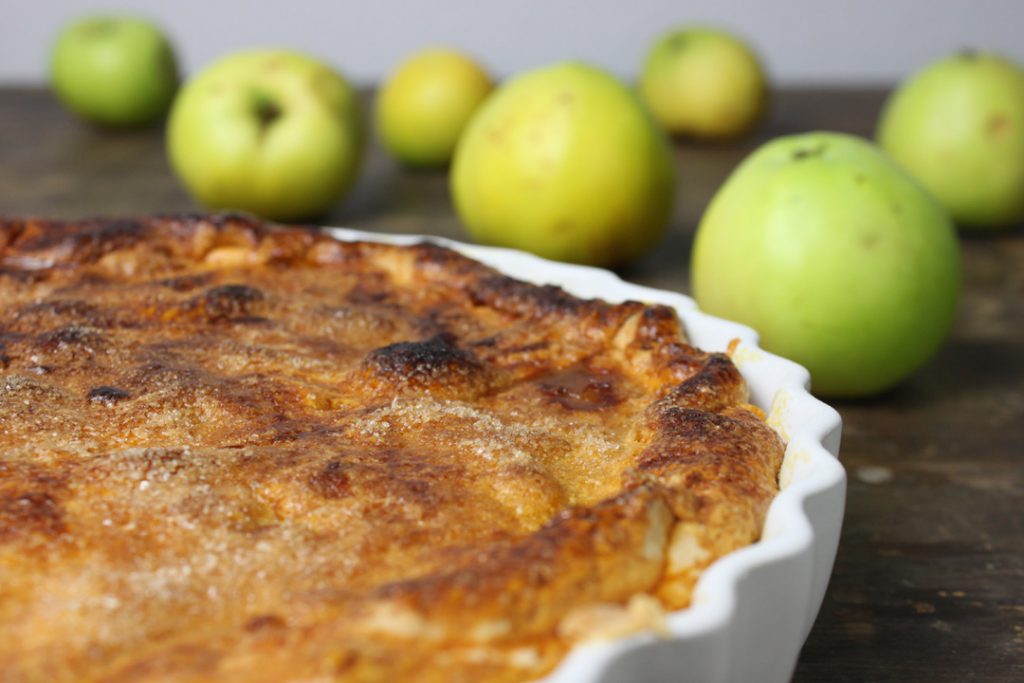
[323,228,846,683]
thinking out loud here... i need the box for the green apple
[692,132,961,397]
[641,26,767,140]
[167,50,364,222]
[377,48,493,167]
[451,62,676,267]
[877,51,1024,230]
[50,15,178,126]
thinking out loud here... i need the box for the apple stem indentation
[83,19,119,40]
[252,92,282,133]
[791,143,827,161]
[668,34,689,51]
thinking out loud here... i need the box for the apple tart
[0,214,784,682]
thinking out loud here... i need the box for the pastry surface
[0,214,784,683]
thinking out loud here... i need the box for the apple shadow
[827,336,1024,415]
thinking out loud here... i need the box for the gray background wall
[2,0,1022,86]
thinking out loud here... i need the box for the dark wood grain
[1,85,1022,681]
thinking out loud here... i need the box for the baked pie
[0,214,784,682]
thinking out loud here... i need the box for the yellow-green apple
[50,15,178,126]
[377,48,493,167]
[451,62,676,267]
[877,51,1024,230]
[167,50,364,222]
[641,26,767,140]
[692,132,961,397]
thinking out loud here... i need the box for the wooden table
[1,86,1021,681]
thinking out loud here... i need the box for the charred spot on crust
[309,460,351,498]
[363,333,485,390]
[40,325,103,350]
[88,386,131,406]
[198,284,266,319]
[0,491,66,540]
[158,273,214,292]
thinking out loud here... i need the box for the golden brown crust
[0,214,784,683]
